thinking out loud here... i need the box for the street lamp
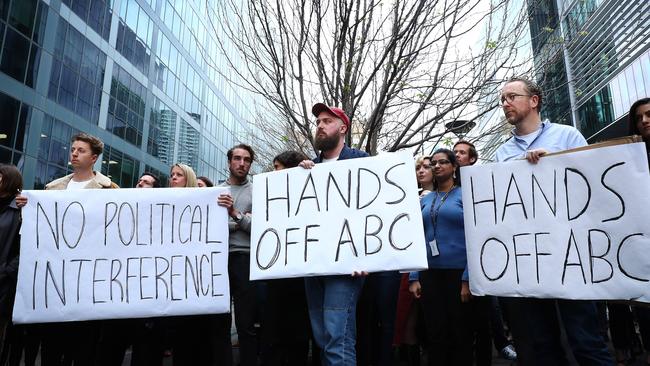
[444,119,476,139]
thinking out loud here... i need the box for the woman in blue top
[408,148,473,366]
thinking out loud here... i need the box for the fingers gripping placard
[250,151,428,280]
[461,143,650,302]
[13,187,231,323]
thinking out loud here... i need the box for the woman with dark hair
[629,98,650,152]
[393,156,435,365]
[273,151,308,170]
[197,176,214,188]
[408,148,473,365]
[0,165,23,359]
[608,98,650,366]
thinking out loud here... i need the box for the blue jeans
[304,275,365,366]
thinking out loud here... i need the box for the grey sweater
[219,179,252,253]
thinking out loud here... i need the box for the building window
[177,119,199,171]
[101,144,139,188]
[148,96,177,165]
[116,0,152,75]
[62,0,112,40]
[578,85,615,138]
[0,1,47,88]
[48,18,106,124]
[0,91,30,168]
[107,63,145,147]
[35,115,79,189]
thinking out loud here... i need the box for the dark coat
[0,198,20,317]
[313,144,369,163]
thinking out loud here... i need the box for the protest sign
[461,143,650,302]
[250,151,428,280]
[13,187,230,323]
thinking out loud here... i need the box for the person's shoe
[500,345,517,361]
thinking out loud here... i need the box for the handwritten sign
[461,143,650,302]
[13,187,230,323]
[250,151,428,280]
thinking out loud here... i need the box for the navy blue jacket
[313,144,369,163]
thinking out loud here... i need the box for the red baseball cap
[312,103,350,129]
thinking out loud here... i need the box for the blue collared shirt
[495,119,587,162]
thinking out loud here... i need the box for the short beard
[314,133,340,152]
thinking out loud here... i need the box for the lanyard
[429,186,455,235]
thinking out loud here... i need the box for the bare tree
[208,0,534,157]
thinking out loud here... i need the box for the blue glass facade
[0,0,255,189]
[528,0,650,142]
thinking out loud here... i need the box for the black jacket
[0,198,20,317]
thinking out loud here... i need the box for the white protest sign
[461,143,650,302]
[13,187,230,323]
[250,151,428,280]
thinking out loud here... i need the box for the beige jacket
[45,171,119,190]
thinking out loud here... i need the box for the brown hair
[197,176,214,187]
[227,144,255,162]
[506,76,543,111]
[71,132,104,156]
[453,140,479,164]
[0,164,23,198]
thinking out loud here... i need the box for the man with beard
[217,144,257,366]
[494,77,613,366]
[299,104,368,366]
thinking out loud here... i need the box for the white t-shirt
[321,156,339,163]
[66,179,92,190]
[515,128,542,148]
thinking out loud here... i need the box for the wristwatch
[233,212,243,222]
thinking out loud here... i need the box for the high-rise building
[528,0,650,142]
[0,0,256,188]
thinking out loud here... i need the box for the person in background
[0,165,27,365]
[217,144,258,366]
[197,176,214,188]
[416,155,434,197]
[135,172,161,188]
[393,156,434,365]
[630,97,650,160]
[96,171,165,366]
[453,140,517,364]
[408,148,473,365]
[261,150,314,366]
[608,97,650,366]
[166,163,215,366]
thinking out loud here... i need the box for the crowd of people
[0,77,648,366]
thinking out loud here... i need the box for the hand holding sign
[13,187,231,323]
[250,151,428,280]
[461,143,650,302]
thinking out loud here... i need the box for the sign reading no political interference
[13,187,231,323]
[250,151,428,280]
[461,143,650,302]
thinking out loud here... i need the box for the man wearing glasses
[494,77,613,365]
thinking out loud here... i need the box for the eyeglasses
[500,93,531,105]
[430,159,451,166]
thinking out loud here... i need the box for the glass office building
[527,0,650,142]
[0,0,256,189]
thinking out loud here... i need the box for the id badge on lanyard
[428,188,454,257]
